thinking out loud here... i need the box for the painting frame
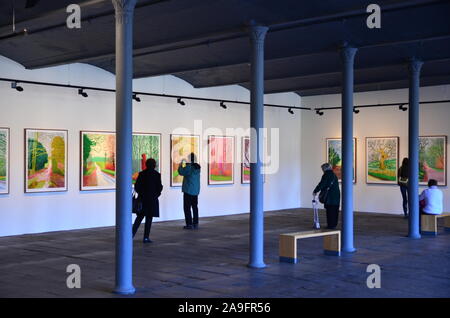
[207,135,235,185]
[365,136,399,185]
[419,135,447,186]
[326,137,357,184]
[132,132,162,185]
[170,134,201,187]
[24,128,68,193]
[241,136,250,184]
[0,127,10,195]
[80,130,116,191]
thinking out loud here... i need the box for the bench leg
[421,215,437,236]
[323,234,341,256]
[279,236,297,263]
[445,217,450,232]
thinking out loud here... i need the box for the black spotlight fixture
[316,109,324,116]
[133,93,141,102]
[288,108,294,114]
[353,107,360,114]
[11,82,23,92]
[177,97,186,106]
[220,101,227,109]
[399,104,408,111]
[78,88,88,98]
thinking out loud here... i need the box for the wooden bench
[279,230,341,264]
[421,213,450,236]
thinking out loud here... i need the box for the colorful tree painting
[366,137,398,184]
[25,129,68,192]
[170,134,200,187]
[81,131,116,190]
[242,137,250,184]
[0,128,9,194]
[419,136,447,186]
[326,138,356,183]
[132,133,161,184]
[208,136,234,184]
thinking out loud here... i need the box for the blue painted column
[112,0,136,295]
[248,25,268,269]
[340,45,357,253]
[408,59,423,239]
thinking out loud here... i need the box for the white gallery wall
[300,86,450,214]
[0,55,302,237]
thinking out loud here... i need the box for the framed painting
[132,133,161,184]
[25,128,68,193]
[366,137,399,184]
[0,128,9,194]
[326,138,356,183]
[208,136,234,185]
[170,134,200,187]
[241,136,250,184]
[419,135,447,186]
[80,131,116,191]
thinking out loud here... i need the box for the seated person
[419,179,443,215]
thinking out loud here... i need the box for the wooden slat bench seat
[421,213,450,236]
[279,229,341,264]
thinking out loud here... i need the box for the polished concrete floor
[0,208,449,298]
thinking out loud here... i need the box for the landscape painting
[0,128,9,194]
[25,129,68,193]
[170,134,200,187]
[81,131,116,191]
[366,137,399,184]
[419,135,447,186]
[132,133,161,184]
[326,138,356,183]
[208,136,234,185]
[242,137,250,184]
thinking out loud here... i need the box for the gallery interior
[0,0,449,298]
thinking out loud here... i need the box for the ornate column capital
[249,25,269,45]
[408,58,424,76]
[339,44,358,64]
[112,0,137,25]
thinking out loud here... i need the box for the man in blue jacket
[178,152,201,229]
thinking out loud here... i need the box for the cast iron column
[248,25,268,269]
[340,45,357,253]
[112,0,136,295]
[408,59,423,239]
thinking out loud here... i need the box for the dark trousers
[324,204,339,229]
[400,185,408,216]
[183,193,199,226]
[132,214,153,239]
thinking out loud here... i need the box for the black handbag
[132,191,143,215]
[319,179,334,204]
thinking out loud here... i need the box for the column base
[342,247,356,253]
[113,286,136,295]
[408,233,422,239]
[247,262,267,269]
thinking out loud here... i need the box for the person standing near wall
[133,158,163,243]
[178,153,201,230]
[398,157,409,219]
[313,163,341,229]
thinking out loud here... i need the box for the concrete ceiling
[0,0,449,96]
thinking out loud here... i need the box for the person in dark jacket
[398,157,409,218]
[313,163,341,229]
[133,158,163,243]
[178,152,201,230]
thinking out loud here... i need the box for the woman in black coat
[313,163,341,229]
[398,157,409,218]
[132,158,163,243]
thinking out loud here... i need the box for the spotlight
[177,97,186,106]
[316,109,324,116]
[288,108,294,114]
[133,93,141,102]
[353,107,360,114]
[399,104,408,111]
[78,88,88,98]
[11,82,23,92]
[220,101,227,109]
